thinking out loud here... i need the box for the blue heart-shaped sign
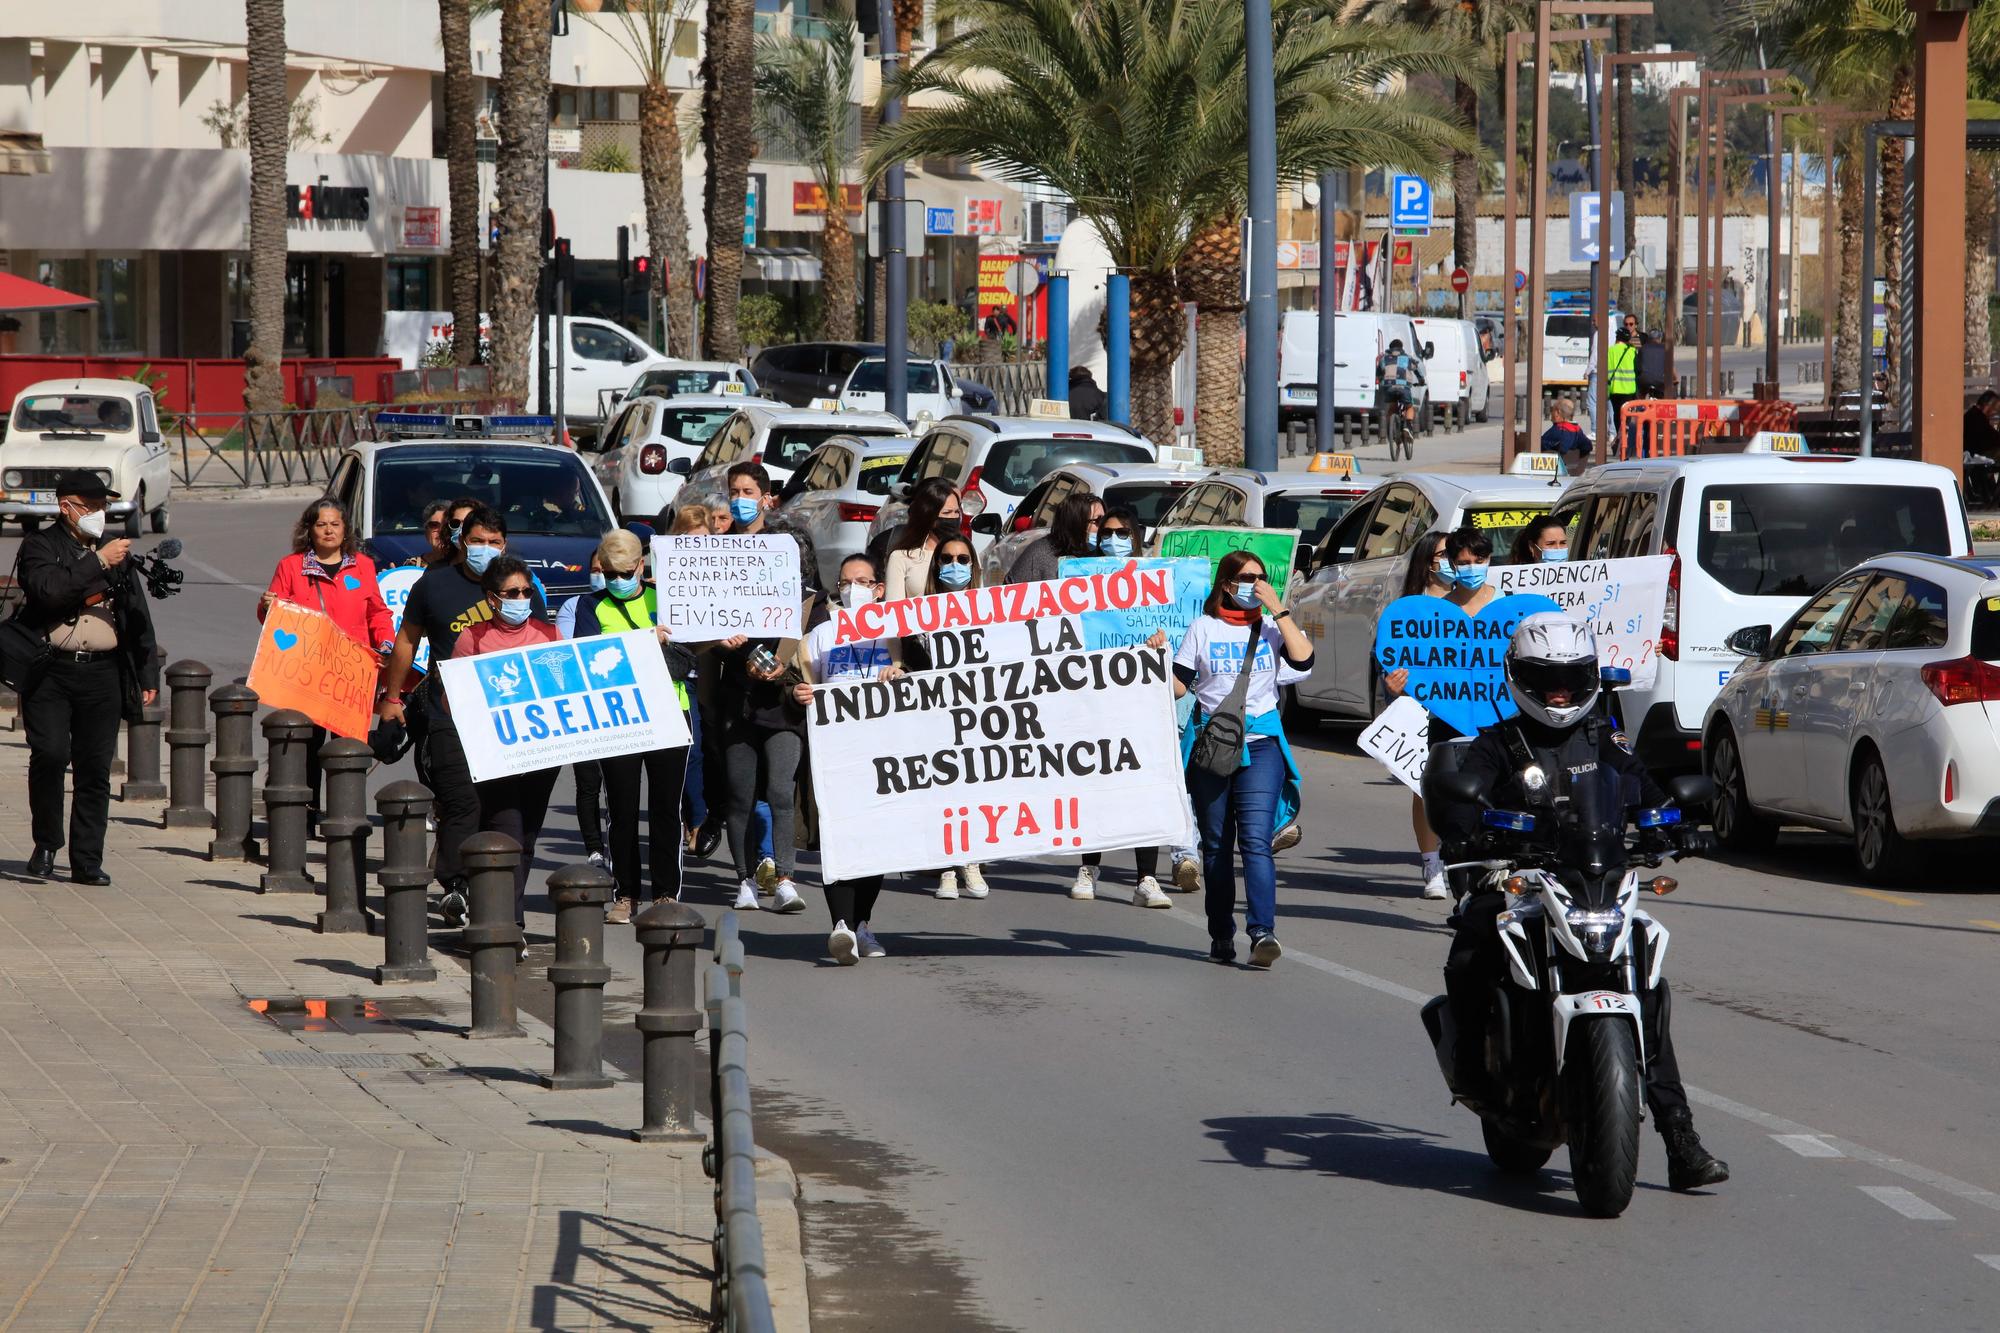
[1373,593,1564,736]
[343,574,362,590]
[273,629,299,651]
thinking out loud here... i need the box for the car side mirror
[666,457,691,475]
[889,480,910,501]
[1666,775,1717,809]
[1724,624,1771,657]
[624,345,646,363]
[971,513,1003,536]
[141,428,162,444]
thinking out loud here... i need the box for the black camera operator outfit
[16,476,160,884]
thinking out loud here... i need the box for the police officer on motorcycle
[1436,613,1729,1192]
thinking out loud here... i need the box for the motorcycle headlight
[1565,906,1626,954]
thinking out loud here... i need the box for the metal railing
[168,401,506,489]
[704,914,775,1333]
[951,360,1047,415]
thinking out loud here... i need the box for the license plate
[27,490,52,504]
[1562,356,1584,366]
[1289,388,1317,402]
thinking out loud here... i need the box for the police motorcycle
[1418,683,1715,1219]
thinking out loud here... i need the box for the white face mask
[76,509,106,540]
[840,583,875,611]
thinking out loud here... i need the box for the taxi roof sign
[1509,452,1568,476]
[808,397,841,412]
[1307,451,1361,478]
[1029,398,1071,419]
[1744,430,1809,454]
[721,380,746,395]
[374,412,557,441]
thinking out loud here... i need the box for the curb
[755,1152,813,1333]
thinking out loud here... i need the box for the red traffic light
[634,255,651,276]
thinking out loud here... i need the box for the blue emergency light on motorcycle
[1600,666,1632,686]
[1636,806,1683,828]
[1483,809,1538,832]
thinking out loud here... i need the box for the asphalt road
[52,473,2000,1332]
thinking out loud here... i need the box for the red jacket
[260,551,395,651]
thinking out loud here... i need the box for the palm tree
[872,0,1478,445]
[586,0,699,356]
[489,0,554,405]
[440,0,483,366]
[755,7,861,339]
[243,0,287,412]
[703,0,757,359]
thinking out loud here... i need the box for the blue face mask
[1229,580,1258,609]
[1100,534,1133,558]
[1538,547,1568,563]
[496,597,533,626]
[936,561,972,589]
[729,496,762,526]
[1453,562,1489,590]
[589,571,607,592]
[447,522,463,547]
[464,543,502,575]
[607,574,642,600]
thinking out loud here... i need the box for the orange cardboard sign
[247,601,380,740]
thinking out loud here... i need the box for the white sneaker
[733,879,760,911]
[1171,855,1201,892]
[960,865,989,898]
[771,879,807,914]
[936,870,959,900]
[755,857,779,893]
[828,921,858,966]
[856,924,886,958]
[1421,870,1450,900]
[1069,866,1097,900]
[1134,876,1171,909]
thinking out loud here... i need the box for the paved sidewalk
[0,727,808,1332]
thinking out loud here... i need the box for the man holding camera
[17,469,159,885]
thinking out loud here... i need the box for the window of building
[387,259,434,312]
[95,256,141,353]
[34,257,89,354]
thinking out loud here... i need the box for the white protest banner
[1358,695,1433,793]
[438,628,690,782]
[652,534,801,643]
[377,565,430,674]
[807,644,1191,881]
[1491,555,1672,688]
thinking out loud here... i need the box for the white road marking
[1155,904,2000,1219]
[1772,1134,1843,1158]
[1978,1255,2000,1273]
[1859,1186,1954,1222]
[181,555,261,591]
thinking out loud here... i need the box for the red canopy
[0,271,93,314]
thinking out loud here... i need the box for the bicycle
[1387,401,1415,461]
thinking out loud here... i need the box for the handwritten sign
[438,628,690,782]
[1357,695,1433,793]
[806,645,1190,880]
[1371,593,1563,735]
[1491,556,1672,688]
[247,601,381,740]
[377,565,430,674]
[1057,557,1207,650]
[651,534,801,643]
[1156,525,1300,589]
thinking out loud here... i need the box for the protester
[727,461,821,596]
[1172,550,1311,967]
[1607,328,1638,444]
[911,534,992,898]
[1506,514,1570,566]
[417,499,453,564]
[884,477,963,603]
[1964,391,2000,507]
[1068,366,1107,421]
[662,504,723,853]
[1381,531,1455,899]
[1539,396,1590,472]
[794,553,903,962]
[706,501,732,535]
[1007,491,1102,588]
[16,469,160,885]
[1636,329,1669,398]
[556,552,613,875]
[565,529,692,923]
[378,502,542,926]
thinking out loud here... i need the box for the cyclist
[1374,338,1427,446]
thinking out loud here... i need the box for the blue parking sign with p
[1391,176,1431,229]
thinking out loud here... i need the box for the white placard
[439,628,690,782]
[826,565,1177,647]
[807,645,1191,881]
[1490,555,1673,688]
[1357,695,1433,793]
[651,534,802,643]
[377,564,431,674]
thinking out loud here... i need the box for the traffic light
[554,236,576,287]
[617,225,631,282]
[634,254,651,287]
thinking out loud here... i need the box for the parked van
[1411,316,1492,422]
[523,316,678,424]
[1540,309,1601,388]
[1277,310,1430,425]
[1545,452,1971,770]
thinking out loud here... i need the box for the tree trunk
[1834,135,1862,395]
[820,204,858,340]
[1614,16,1636,316]
[243,0,287,412]
[1452,76,1477,312]
[702,0,756,360]
[441,0,482,367]
[1967,156,1997,378]
[1195,308,1244,466]
[490,0,553,406]
[1880,65,1915,392]
[639,81,695,357]
[1128,270,1186,445]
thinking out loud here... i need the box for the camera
[133,538,185,599]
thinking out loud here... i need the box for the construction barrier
[1614,398,1800,460]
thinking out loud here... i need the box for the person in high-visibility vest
[1606,328,1639,454]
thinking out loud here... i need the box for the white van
[1539,309,1600,388]
[1277,310,1429,424]
[1545,452,1972,771]
[523,316,678,424]
[1411,316,1491,422]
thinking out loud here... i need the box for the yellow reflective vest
[1607,341,1638,396]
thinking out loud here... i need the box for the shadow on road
[1711,830,2000,897]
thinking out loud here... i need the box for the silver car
[1151,464,1374,592]
[777,435,916,589]
[680,403,909,508]
[978,461,1206,584]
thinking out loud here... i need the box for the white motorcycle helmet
[1505,612,1601,728]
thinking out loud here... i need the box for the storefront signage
[402,206,442,248]
[793,181,865,217]
[288,179,371,224]
[964,197,1004,235]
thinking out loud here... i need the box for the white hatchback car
[679,403,909,508]
[589,391,782,521]
[839,357,966,426]
[978,461,1206,583]
[1704,553,2000,882]
[1,378,174,537]
[777,435,915,588]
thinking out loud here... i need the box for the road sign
[1391,239,1415,268]
[1514,270,1526,291]
[925,206,956,236]
[1568,191,1626,264]
[1450,267,1470,294]
[1390,175,1432,230]
[867,200,927,258]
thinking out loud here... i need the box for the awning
[748,246,822,282]
[0,130,49,177]
[0,271,92,313]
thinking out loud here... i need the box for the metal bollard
[543,862,615,1090]
[207,684,260,860]
[315,737,375,935]
[463,831,525,1039]
[633,897,707,1141]
[259,709,315,893]
[162,660,213,829]
[119,656,168,802]
[374,781,438,984]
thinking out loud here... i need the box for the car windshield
[1695,482,1952,598]
[857,455,909,496]
[1104,481,1194,528]
[1461,502,1554,554]
[1545,315,1594,340]
[657,408,733,446]
[847,361,942,395]
[1263,492,1364,549]
[983,439,1153,494]
[373,449,612,538]
[766,425,899,471]
[13,394,133,434]
[637,368,734,397]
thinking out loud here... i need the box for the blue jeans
[752,800,774,862]
[1188,741,1284,944]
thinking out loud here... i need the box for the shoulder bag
[1187,619,1263,779]
[0,544,52,693]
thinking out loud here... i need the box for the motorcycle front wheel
[1563,1020,1641,1218]
[1481,1118,1554,1176]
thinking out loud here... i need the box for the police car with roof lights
[1285,460,1573,721]
[325,413,615,616]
